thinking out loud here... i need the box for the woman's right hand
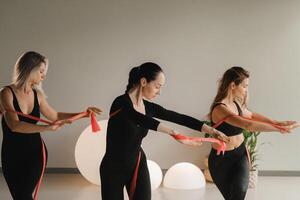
[171,130,203,146]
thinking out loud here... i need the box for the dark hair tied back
[125,62,163,93]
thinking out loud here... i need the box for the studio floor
[1,173,300,200]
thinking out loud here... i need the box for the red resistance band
[171,114,288,156]
[3,108,100,200]
[169,118,228,156]
[129,152,141,200]
[5,108,100,132]
[170,134,226,155]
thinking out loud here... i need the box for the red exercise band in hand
[170,114,289,157]
[5,109,100,132]
[170,133,227,155]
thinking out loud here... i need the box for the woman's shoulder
[0,85,14,98]
[111,93,130,108]
[113,93,127,102]
[0,86,14,107]
[211,102,227,112]
[211,102,231,118]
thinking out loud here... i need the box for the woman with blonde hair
[0,51,101,200]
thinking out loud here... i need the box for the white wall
[0,0,299,171]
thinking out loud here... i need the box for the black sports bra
[211,101,244,137]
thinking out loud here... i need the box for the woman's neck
[222,95,235,105]
[13,82,33,94]
[128,87,143,106]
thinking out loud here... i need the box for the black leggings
[100,150,151,200]
[2,141,47,200]
[209,143,249,200]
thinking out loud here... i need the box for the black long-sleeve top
[104,93,204,162]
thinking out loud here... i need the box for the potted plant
[243,129,261,188]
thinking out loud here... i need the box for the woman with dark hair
[100,62,230,200]
[208,66,298,200]
[0,51,101,200]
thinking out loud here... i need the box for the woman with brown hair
[208,66,298,200]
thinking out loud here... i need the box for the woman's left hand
[86,107,102,117]
[279,123,299,134]
[276,121,297,126]
[213,129,231,143]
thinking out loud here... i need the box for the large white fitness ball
[147,160,163,190]
[75,120,108,185]
[163,162,206,190]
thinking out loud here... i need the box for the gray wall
[1,0,299,171]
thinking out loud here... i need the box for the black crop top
[211,101,244,137]
[105,93,204,161]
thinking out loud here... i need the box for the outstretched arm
[0,88,63,133]
[251,111,296,127]
[111,98,222,145]
[38,90,101,123]
[213,104,297,133]
[148,101,230,142]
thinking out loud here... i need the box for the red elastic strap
[5,109,100,132]
[129,151,141,200]
[109,108,122,118]
[91,113,101,132]
[171,133,226,155]
[33,139,47,200]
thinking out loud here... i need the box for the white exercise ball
[75,120,108,185]
[147,160,163,190]
[163,162,206,190]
